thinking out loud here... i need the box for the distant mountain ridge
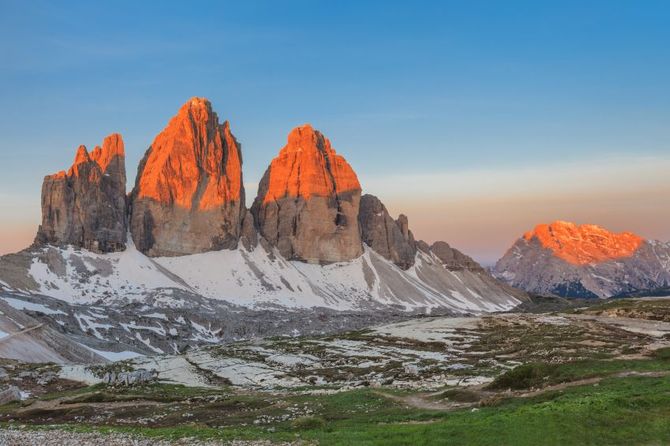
[494,221,670,298]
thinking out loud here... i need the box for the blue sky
[1,0,669,262]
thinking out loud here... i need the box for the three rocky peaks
[37,97,477,271]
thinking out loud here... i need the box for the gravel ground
[0,428,310,446]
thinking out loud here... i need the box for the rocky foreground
[0,429,306,446]
[0,298,670,445]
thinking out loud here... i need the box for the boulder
[102,369,158,386]
[0,386,22,404]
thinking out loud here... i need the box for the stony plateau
[494,221,670,298]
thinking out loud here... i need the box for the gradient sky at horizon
[1,0,669,264]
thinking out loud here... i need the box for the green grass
[291,415,327,430]
[573,298,670,321]
[311,375,670,445]
[11,374,670,445]
[488,357,670,390]
[431,388,480,403]
[4,353,670,445]
[652,347,670,361]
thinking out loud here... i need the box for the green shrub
[291,416,327,430]
[486,362,552,390]
[651,347,670,360]
[434,388,480,403]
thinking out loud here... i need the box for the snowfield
[15,241,521,313]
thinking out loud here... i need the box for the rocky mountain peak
[358,194,417,269]
[133,97,242,210]
[260,124,360,204]
[129,98,244,257]
[89,133,125,175]
[36,134,127,253]
[524,221,644,265]
[429,241,484,272]
[494,221,668,298]
[73,145,90,165]
[252,125,362,263]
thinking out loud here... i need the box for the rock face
[428,241,484,272]
[36,134,127,253]
[359,194,417,269]
[251,124,362,263]
[494,221,670,298]
[523,222,644,265]
[130,98,244,256]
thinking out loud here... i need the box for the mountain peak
[523,221,644,265]
[130,98,244,256]
[260,125,360,204]
[252,126,362,263]
[90,133,125,174]
[180,97,214,117]
[38,135,127,253]
[285,124,319,150]
[72,145,91,167]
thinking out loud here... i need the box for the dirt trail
[372,390,474,411]
[518,370,670,398]
[374,370,670,411]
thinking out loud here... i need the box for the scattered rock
[0,385,22,404]
[102,369,158,386]
[0,428,308,445]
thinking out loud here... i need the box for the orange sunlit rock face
[90,133,125,174]
[134,97,242,210]
[66,135,126,180]
[252,124,363,263]
[130,98,245,257]
[261,124,360,203]
[524,221,644,265]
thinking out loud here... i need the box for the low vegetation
[2,302,670,444]
[3,370,670,445]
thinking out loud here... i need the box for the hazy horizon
[1,1,669,264]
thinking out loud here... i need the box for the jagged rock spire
[130,98,245,256]
[37,134,127,253]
